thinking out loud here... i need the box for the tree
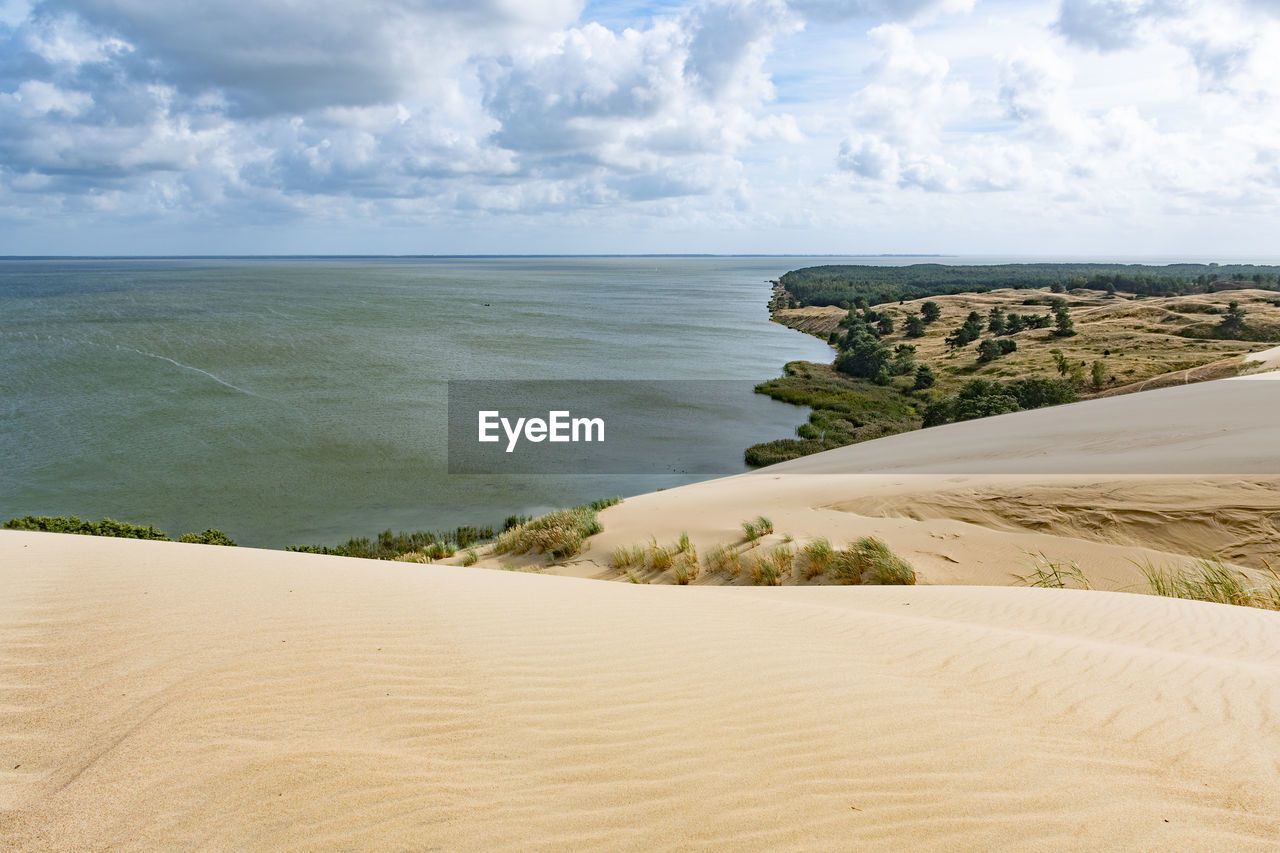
[1091,359,1107,389]
[921,301,941,323]
[1052,305,1076,337]
[891,343,916,375]
[1004,313,1026,334]
[1050,282,1066,293]
[904,314,926,338]
[1219,300,1246,336]
[913,364,935,390]
[834,330,890,380]
[1051,349,1069,376]
[877,315,895,336]
[977,339,1003,362]
[987,307,1006,334]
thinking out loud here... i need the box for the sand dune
[2,530,1279,850]
[550,374,1280,588]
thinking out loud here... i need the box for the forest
[778,263,1280,307]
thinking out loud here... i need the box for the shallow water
[1,256,870,546]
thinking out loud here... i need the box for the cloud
[1054,0,1156,52]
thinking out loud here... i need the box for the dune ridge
[2,530,1279,850]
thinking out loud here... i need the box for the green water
[1,256,853,547]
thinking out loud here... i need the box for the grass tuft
[741,515,775,544]
[749,544,792,585]
[671,549,700,585]
[460,547,479,567]
[831,537,916,585]
[609,544,647,571]
[1013,552,1090,589]
[1140,558,1280,610]
[798,537,835,580]
[492,505,605,561]
[703,542,743,577]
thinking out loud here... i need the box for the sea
[0,255,894,548]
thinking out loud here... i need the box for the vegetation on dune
[1141,559,1280,610]
[491,496,621,562]
[830,537,916,585]
[778,263,1280,309]
[4,515,236,546]
[289,523,493,560]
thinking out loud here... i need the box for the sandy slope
[543,373,1280,587]
[2,530,1278,851]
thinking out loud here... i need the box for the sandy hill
[775,286,1280,395]
[2,531,1279,850]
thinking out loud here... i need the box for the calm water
[1,256,865,547]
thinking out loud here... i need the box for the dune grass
[703,542,743,577]
[609,544,647,571]
[1013,553,1091,590]
[671,549,700,585]
[831,537,916,585]
[492,505,604,561]
[741,516,775,544]
[749,544,793,586]
[1141,558,1280,610]
[798,537,835,579]
[647,541,675,573]
[460,547,479,567]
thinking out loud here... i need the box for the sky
[2,0,1280,256]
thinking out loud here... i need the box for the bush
[6,514,171,540]
[831,537,916,585]
[178,528,238,546]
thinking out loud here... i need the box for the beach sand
[2,373,1279,849]
[2,531,1279,850]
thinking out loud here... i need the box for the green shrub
[461,548,479,567]
[6,514,171,540]
[831,537,916,585]
[178,528,238,547]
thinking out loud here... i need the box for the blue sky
[2,0,1280,256]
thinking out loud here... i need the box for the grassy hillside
[747,280,1280,466]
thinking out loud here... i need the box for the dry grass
[1141,558,1280,610]
[460,547,479,567]
[609,545,646,571]
[703,542,743,577]
[1013,553,1091,590]
[671,549,700,585]
[492,506,604,561]
[749,544,793,586]
[647,541,674,573]
[831,537,916,586]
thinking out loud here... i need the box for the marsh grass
[1013,553,1091,589]
[704,542,743,577]
[798,537,835,580]
[1140,558,1280,610]
[831,537,916,585]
